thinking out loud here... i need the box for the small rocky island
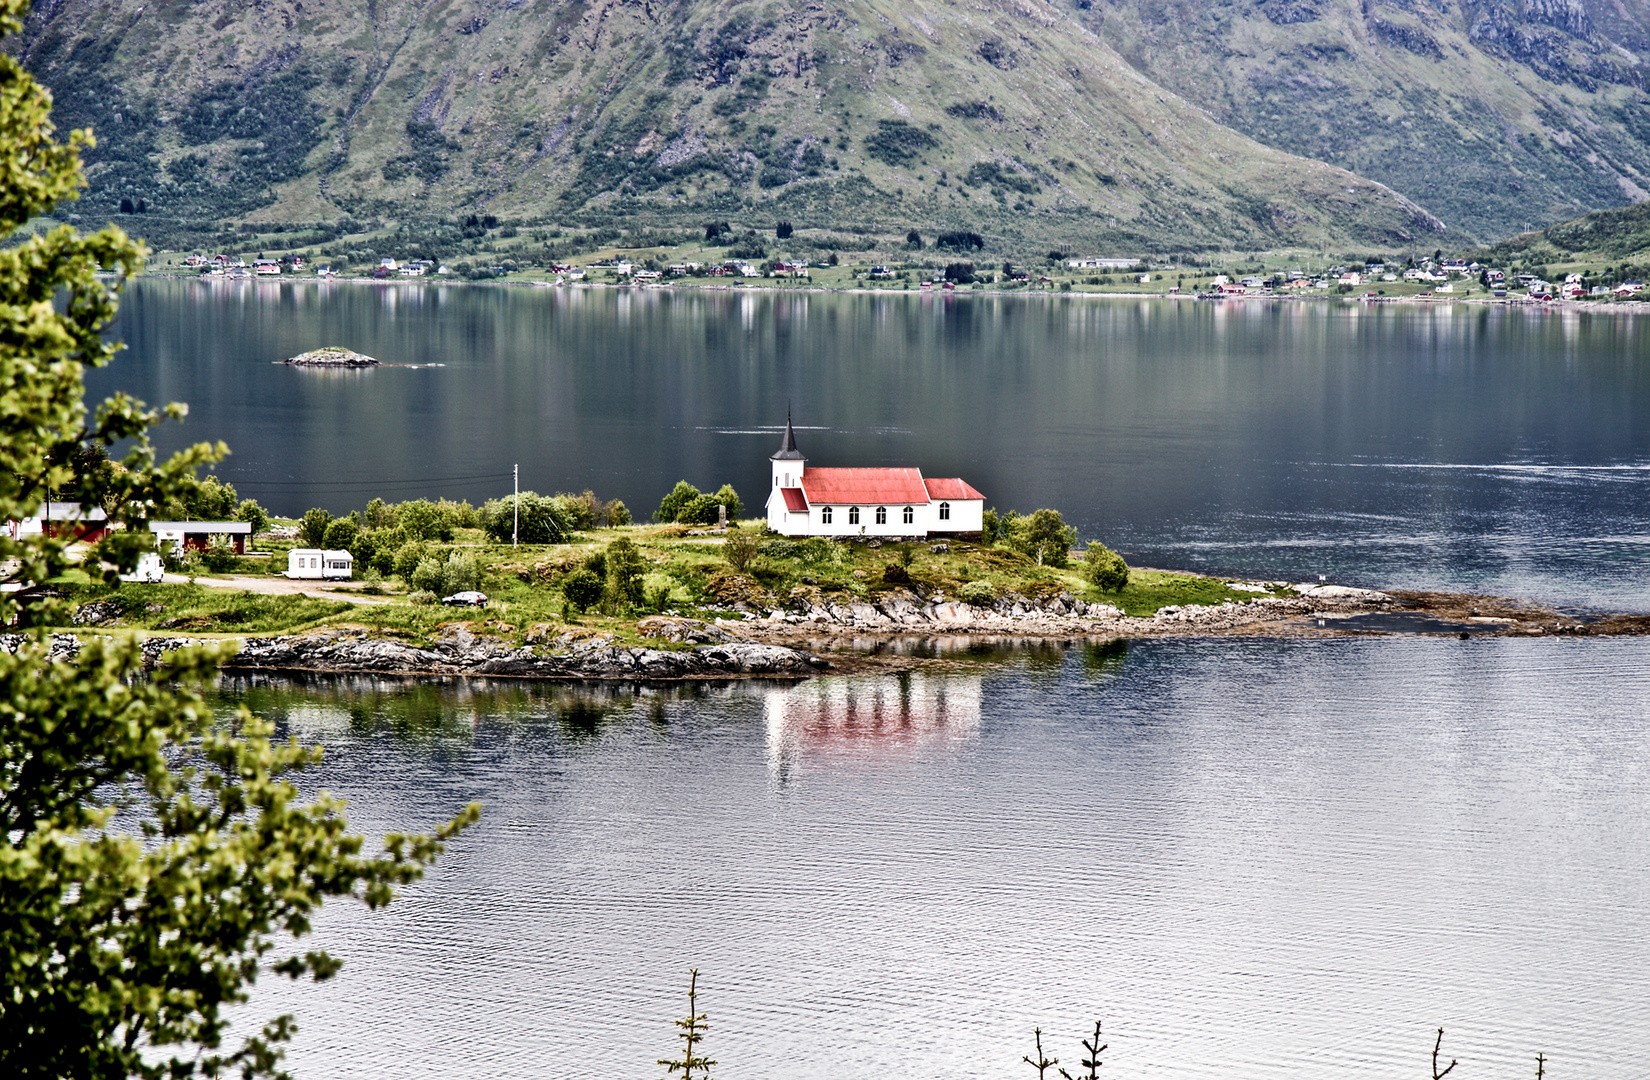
[285,346,379,367]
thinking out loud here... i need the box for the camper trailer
[285,548,354,580]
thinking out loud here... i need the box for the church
[763,415,985,539]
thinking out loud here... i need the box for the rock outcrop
[0,630,829,679]
[285,347,378,367]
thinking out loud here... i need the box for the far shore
[125,269,1650,314]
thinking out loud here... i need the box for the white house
[762,416,985,539]
[285,548,354,579]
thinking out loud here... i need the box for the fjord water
[100,280,1650,609]
[230,639,1650,1079]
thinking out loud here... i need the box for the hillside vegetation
[1474,198,1650,262]
[1081,0,1650,242]
[10,0,1446,252]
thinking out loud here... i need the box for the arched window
[848,506,860,525]
[902,506,914,525]
[939,501,951,521]
[821,506,833,524]
[875,506,887,525]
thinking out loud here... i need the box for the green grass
[57,583,353,635]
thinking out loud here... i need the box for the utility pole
[513,464,519,547]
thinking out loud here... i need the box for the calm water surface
[224,638,1650,1079]
[99,280,1650,609]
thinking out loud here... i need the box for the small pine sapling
[659,968,716,1080]
[1058,1020,1107,1080]
[1023,1027,1058,1080]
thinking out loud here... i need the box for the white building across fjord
[763,416,985,538]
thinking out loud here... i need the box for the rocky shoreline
[10,580,1645,682]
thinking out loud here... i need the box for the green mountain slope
[1475,198,1650,261]
[10,0,1445,251]
[1078,0,1650,242]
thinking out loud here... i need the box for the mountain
[1474,196,1650,261]
[1076,0,1650,242]
[9,0,1446,253]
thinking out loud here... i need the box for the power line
[223,470,515,492]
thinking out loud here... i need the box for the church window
[902,506,914,525]
[821,506,832,524]
[939,502,951,521]
[848,506,860,525]
[875,506,887,525]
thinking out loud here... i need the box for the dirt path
[164,573,391,605]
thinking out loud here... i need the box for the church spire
[771,408,805,461]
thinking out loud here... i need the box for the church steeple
[771,409,805,461]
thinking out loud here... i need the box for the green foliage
[1003,509,1078,567]
[959,579,997,605]
[603,537,646,610]
[659,969,716,1080]
[606,500,632,527]
[481,491,570,544]
[981,508,1002,546]
[724,531,762,572]
[1084,543,1130,593]
[935,230,986,252]
[560,567,603,612]
[674,484,742,526]
[322,515,361,552]
[864,119,939,166]
[964,161,1039,194]
[0,18,480,1075]
[234,498,269,536]
[198,537,240,573]
[392,540,428,580]
[300,507,332,547]
[656,480,701,523]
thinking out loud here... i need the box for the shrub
[864,119,939,166]
[603,537,646,609]
[322,516,360,552]
[480,491,569,544]
[758,538,797,559]
[605,500,632,527]
[409,556,444,594]
[1084,543,1130,593]
[675,484,742,526]
[981,508,1001,546]
[959,580,997,605]
[439,553,478,596]
[299,507,332,547]
[199,539,238,573]
[656,480,701,523]
[724,531,762,571]
[407,590,439,606]
[1003,508,1077,567]
[392,540,428,580]
[234,498,269,536]
[561,568,603,612]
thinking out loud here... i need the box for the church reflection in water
[763,673,982,776]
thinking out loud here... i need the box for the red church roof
[800,467,930,505]
[923,477,985,501]
[780,487,809,512]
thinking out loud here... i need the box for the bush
[1003,508,1077,567]
[439,553,478,596]
[409,556,444,595]
[981,508,1001,546]
[724,531,762,572]
[758,538,797,559]
[299,507,332,547]
[392,541,428,580]
[561,568,603,612]
[605,500,632,527]
[656,480,700,523]
[959,580,997,605]
[407,590,439,606]
[234,498,269,536]
[603,538,646,610]
[322,516,360,552]
[199,539,238,573]
[480,491,569,544]
[1084,543,1130,592]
